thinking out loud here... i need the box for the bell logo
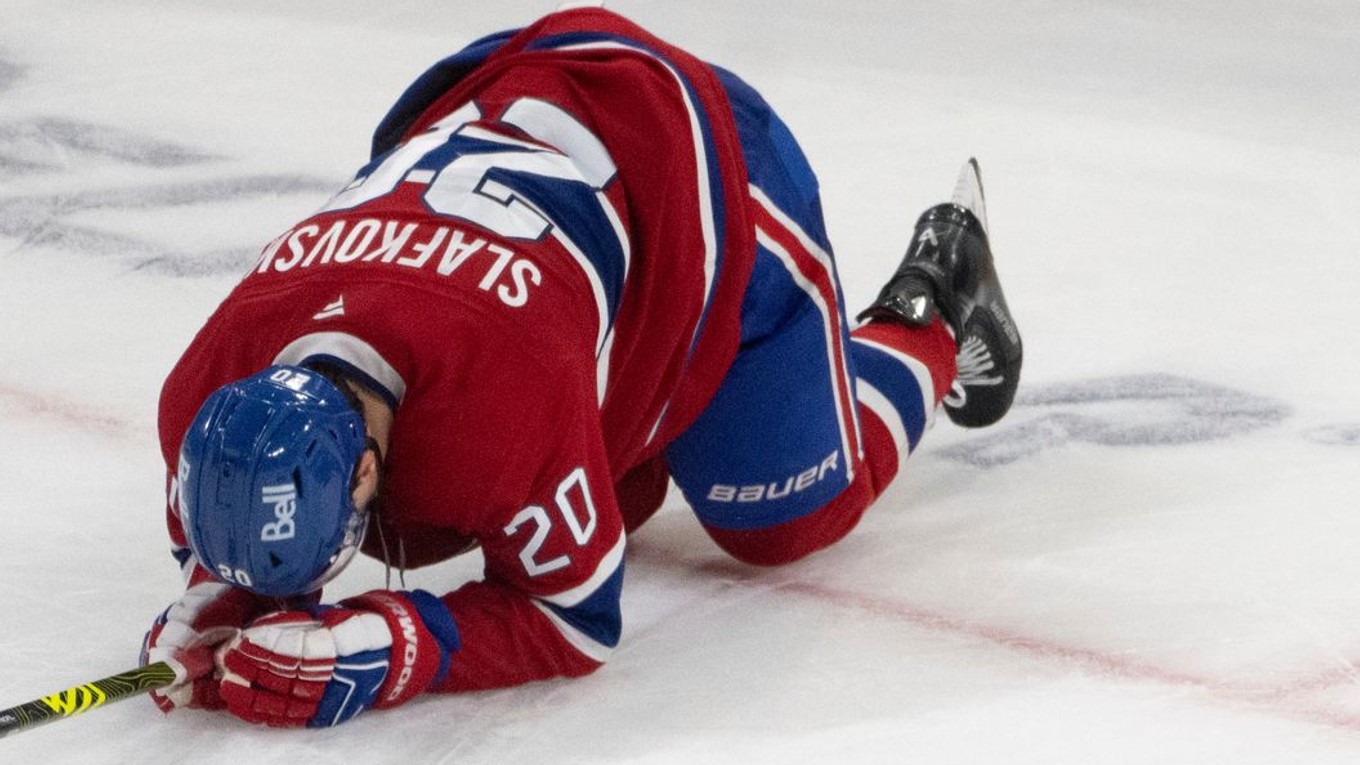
[260,483,297,542]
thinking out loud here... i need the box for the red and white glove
[216,590,461,728]
[140,576,273,713]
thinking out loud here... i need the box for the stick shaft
[0,662,177,739]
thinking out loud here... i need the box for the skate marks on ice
[0,51,211,175]
[0,54,334,277]
[0,53,22,102]
[0,171,336,277]
[0,117,215,174]
[939,374,1293,467]
[1303,424,1360,447]
[0,56,210,175]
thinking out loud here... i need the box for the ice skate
[858,158,1022,427]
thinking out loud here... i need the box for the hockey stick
[0,661,177,739]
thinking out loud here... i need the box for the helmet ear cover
[177,365,370,597]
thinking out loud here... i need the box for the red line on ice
[0,381,144,441]
[780,580,1360,733]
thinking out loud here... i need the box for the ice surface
[2,1,1359,763]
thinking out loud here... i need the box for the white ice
[2,1,1359,763]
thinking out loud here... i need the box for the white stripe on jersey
[754,225,855,482]
[527,532,625,664]
[856,380,909,463]
[552,40,719,352]
[539,533,625,609]
[596,326,616,406]
[530,600,615,664]
[750,186,863,459]
[274,331,408,403]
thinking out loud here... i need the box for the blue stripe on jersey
[712,65,833,255]
[541,559,625,650]
[413,132,532,169]
[371,29,519,160]
[849,340,930,452]
[494,167,626,324]
[420,131,627,325]
[525,31,729,353]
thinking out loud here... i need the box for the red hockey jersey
[158,7,754,691]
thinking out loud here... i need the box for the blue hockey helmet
[177,365,370,597]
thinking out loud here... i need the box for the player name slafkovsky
[252,217,542,308]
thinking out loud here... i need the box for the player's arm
[251,467,629,717]
[434,453,626,692]
[211,354,625,725]
[151,459,462,728]
[207,503,623,729]
[420,351,626,693]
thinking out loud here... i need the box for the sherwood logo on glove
[362,592,421,704]
[260,483,298,542]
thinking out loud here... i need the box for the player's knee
[701,484,873,566]
[704,525,819,567]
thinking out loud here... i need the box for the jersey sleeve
[249,315,624,692]
[159,373,214,586]
[166,321,626,693]
[426,344,626,693]
[162,469,197,577]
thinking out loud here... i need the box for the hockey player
[141,5,1021,728]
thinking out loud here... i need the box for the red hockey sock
[851,318,956,406]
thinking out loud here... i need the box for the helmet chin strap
[312,362,399,591]
[372,512,407,591]
[355,433,406,590]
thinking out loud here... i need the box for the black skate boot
[858,158,1022,428]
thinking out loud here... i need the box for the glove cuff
[342,589,461,709]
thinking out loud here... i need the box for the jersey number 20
[503,467,599,577]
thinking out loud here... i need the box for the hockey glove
[141,577,275,713]
[217,590,460,728]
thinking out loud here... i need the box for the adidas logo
[313,296,345,320]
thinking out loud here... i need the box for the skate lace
[943,335,1004,408]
